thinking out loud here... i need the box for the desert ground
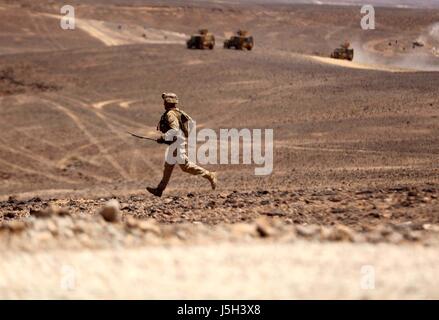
[0,0,439,299]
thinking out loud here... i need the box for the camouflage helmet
[162,92,179,104]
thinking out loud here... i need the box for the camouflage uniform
[147,93,216,197]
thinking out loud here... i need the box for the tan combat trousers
[157,146,211,191]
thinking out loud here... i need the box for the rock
[355,189,373,195]
[120,204,132,212]
[366,231,384,243]
[404,230,422,241]
[46,220,58,235]
[322,189,337,196]
[56,207,70,217]
[125,217,160,234]
[386,232,404,244]
[35,231,53,242]
[98,199,121,223]
[163,198,173,204]
[423,224,439,232]
[30,197,42,203]
[401,200,411,207]
[3,212,16,219]
[421,197,431,203]
[330,207,346,214]
[72,220,87,234]
[1,220,27,233]
[206,201,216,208]
[392,221,413,232]
[61,228,75,238]
[231,223,257,237]
[30,207,53,218]
[261,210,286,217]
[138,220,160,235]
[382,212,392,218]
[295,225,321,238]
[30,206,70,218]
[56,216,74,230]
[407,190,418,197]
[255,217,275,237]
[367,211,380,218]
[326,225,355,242]
[125,216,139,229]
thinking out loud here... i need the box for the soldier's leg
[147,161,175,197]
[179,156,217,190]
[157,161,175,191]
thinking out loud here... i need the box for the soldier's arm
[162,112,181,141]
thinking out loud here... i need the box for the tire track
[37,11,65,50]
[0,100,114,184]
[277,141,436,157]
[92,99,124,110]
[91,105,162,178]
[0,118,62,150]
[66,95,161,178]
[0,140,68,175]
[0,103,127,182]
[28,12,60,50]
[0,157,75,185]
[43,98,131,180]
[57,137,124,166]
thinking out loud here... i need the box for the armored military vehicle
[223,30,254,51]
[330,42,354,61]
[412,41,424,49]
[186,29,215,50]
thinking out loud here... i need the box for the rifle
[127,131,157,142]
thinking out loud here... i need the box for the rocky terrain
[0,0,438,299]
[2,185,439,249]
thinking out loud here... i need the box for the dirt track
[0,0,439,299]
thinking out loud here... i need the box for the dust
[41,13,187,47]
[352,34,439,72]
[429,22,439,39]
[309,54,407,72]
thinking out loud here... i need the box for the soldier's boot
[205,172,217,190]
[147,162,175,197]
[146,187,163,197]
[179,159,216,190]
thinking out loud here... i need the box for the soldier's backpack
[159,108,194,138]
[175,109,193,138]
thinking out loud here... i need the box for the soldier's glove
[156,137,166,144]
[157,137,175,145]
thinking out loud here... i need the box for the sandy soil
[2,242,439,299]
[0,0,439,299]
